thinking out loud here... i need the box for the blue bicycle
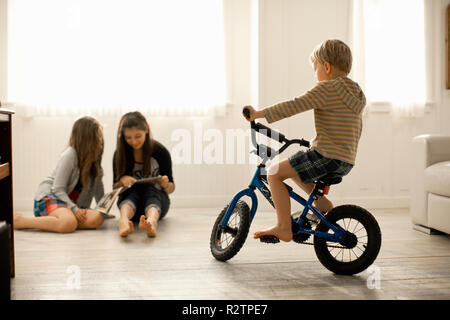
[210,108,382,275]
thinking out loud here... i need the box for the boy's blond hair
[310,39,352,74]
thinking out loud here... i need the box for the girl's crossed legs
[14,207,104,233]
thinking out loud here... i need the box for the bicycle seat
[317,173,343,186]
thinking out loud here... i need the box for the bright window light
[362,0,426,112]
[354,0,427,116]
[8,0,226,116]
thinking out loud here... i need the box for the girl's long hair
[69,116,104,188]
[114,111,153,181]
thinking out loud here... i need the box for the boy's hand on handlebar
[243,105,263,122]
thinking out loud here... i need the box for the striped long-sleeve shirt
[263,76,366,165]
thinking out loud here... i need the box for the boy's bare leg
[139,207,160,237]
[77,209,105,230]
[254,159,298,242]
[13,208,78,233]
[118,204,135,237]
[290,175,334,213]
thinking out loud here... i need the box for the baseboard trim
[13,195,410,211]
[170,195,410,210]
[332,196,410,209]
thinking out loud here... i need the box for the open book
[95,176,161,218]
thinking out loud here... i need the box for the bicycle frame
[220,165,347,243]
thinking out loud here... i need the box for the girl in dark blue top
[113,111,174,237]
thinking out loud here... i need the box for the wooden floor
[10,207,450,300]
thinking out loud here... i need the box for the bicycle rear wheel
[210,200,251,261]
[313,205,382,275]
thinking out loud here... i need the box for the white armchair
[411,135,450,234]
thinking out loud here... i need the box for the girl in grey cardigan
[14,117,105,233]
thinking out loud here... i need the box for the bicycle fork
[219,167,266,229]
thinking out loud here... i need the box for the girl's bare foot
[118,219,134,237]
[138,215,157,237]
[253,225,293,242]
[13,212,25,229]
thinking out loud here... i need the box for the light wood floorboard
[10,207,450,300]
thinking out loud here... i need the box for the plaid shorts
[34,194,69,217]
[288,149,353,184]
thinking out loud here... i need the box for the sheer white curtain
[350,0,429,118]
[8,0,226,117]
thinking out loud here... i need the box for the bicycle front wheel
[210,200,251,262]
[313,205,382,275]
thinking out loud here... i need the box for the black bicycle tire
[313,204,382,275]
[210,200,251,262]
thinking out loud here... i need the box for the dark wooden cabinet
[0,108,15,278]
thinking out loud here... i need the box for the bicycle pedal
[259,235,280,243]
[293,233,311,244]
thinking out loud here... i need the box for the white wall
[2,0,449,212]
[441,0,450,135]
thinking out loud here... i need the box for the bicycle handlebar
[243,107,286,143]
[242,107,310,159]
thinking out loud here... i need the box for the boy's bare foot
[13,212,25,229]
[118,219,134,237]
[253,225,293,242]
[138,215,157,237]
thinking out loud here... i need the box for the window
[8,0,226,117]
[351,0,428,117]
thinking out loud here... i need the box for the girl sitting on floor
[14,116,105,233]
[113,111,175,238]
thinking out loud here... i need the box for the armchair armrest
[413,135,450,167]
[410,135,450,227]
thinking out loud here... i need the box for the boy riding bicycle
[243,39,366,242]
